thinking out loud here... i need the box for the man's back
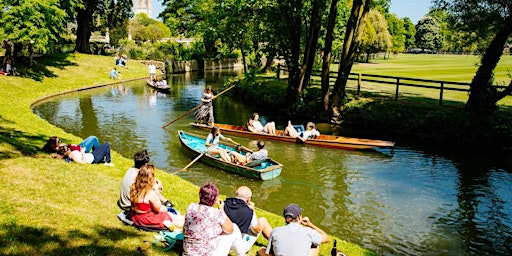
[224,197,254,234]
[268,222,322,256]
[118,167,138,209]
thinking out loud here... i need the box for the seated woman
[130,164,185,229]
[57,143,114,166]
[43,135,100,154]
[247,113,276,135]
[206,126,235,162]
[231,140,268,165]
[183,182,239,255]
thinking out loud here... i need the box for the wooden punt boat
[146,79,170,93]
[189,123,395,150]
[177,130,283,180]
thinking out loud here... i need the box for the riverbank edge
[0,53,374,256]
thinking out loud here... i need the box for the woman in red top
[130,164,184,229]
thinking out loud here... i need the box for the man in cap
[223,186,272,255]
[258,203,330,256]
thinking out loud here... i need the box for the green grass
[0,53,373,256]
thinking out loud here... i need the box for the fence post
[439,82,444,105]
[395,78,400,101]
[357,73,361,95]
[277,64,281,80]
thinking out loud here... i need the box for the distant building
[134,0,152,18]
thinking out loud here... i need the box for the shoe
[104,162,114,167]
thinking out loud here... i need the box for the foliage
[360,9,392,60]
[402,17,416,49]
[130,13,171,44]
[385,13,406,52]
[0,0,69,53]
[414,15,443,50]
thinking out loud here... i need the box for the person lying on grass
[56,143,114,166]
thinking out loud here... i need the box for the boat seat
[293,124,305,133]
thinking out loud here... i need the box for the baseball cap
[283,203,303,218]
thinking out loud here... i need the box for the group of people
[115,52,128,67]
[148,78,169,88]
[42,135,114,166]
[2,40,18,76]
[110,67,121,79]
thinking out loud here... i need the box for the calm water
[33,69,512,256]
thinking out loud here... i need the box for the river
[33,69,512,256]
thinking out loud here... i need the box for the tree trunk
[284,0,303,101]
[330,0,372,122]
[465,13,512,113]
[240,34,247,74]
[320,0,340,111]
[75,9,93,54]
[298,0,327,93]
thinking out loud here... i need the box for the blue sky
[151,0,432,25]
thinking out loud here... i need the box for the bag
[153,231,184,251]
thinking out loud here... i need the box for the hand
[301,217,311,226]
[218,199,225,210]
[248,201,255,210]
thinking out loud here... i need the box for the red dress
[131,202,173,228]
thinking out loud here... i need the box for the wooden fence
[277,65,512,106]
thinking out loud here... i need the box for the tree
[0,0,70,54]
[414,15,443,51]
[130,13,171,44]
[402,17,416,49]
[104,0,133,46]
[159,0,198,37]
[385,13,406,53]
[360,9,392,62]
[330,0,373,122]
[434,0,512,113]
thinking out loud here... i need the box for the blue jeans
[79,136,100,153]
[92,143,111,163]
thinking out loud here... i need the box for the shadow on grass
[0,222,148,255]
[0,115,51,159]
[15,53,77,82]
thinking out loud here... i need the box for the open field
[0,53,371,255]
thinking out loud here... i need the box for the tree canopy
[415,15,443,51]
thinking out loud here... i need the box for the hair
[204,86,212,93]
[42,136,60,153]
[285,215,299,224]
[199,182,219,206]
[210,126,220,138]
[134,149,150,169]
[56,145,69,158]
[256,140,265,149]
[251,112,259,120]
[130,164,155,205]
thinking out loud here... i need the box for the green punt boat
[177,130,283,180]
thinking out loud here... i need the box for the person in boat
[194,85,215,126]
[258,203,330,256]
[284,121,320,142]
[148,62,157,81]
[183,182,239,255]
[224,186,272,255]
[118,149,175,211]
[130,164,184,229]
[43,135,101,154]
[56,143,114,166]
[246,112,276,135]
[230,140,268,165]
[205,126,235,163]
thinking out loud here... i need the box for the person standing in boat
[194,85,215,126]
[205,126,234,163]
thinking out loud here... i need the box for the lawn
[0,53,372,256]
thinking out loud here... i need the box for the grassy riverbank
[0,53,372,255]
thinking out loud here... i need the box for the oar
[226,138,252,152]
[172,146,212,175]
[162,84,236,129]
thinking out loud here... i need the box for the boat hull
[189,123,395,150]
[146,80,170,93]
[178,130,282,180]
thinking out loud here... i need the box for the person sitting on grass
[230,140,268,165]
[130,164,184,230]
[57,143,114,166]
[43,135,100,154]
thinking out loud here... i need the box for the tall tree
[330,0,372,122]
[385,13,406,53]
[434,0,512,113]
[0,0,71,54]
[320,0,341,111]
[414,15,443,51]
[402,17,416,49]
[360,9,392,62]
[74,0,107,53]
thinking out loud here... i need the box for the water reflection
[32,70,512,256]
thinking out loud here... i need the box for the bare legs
[264,122,276,135]
[209,148,231,162]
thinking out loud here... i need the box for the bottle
[331,239,337,256]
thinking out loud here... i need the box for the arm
[70,148,87,164]
[301,217,330,244]
[149,190,167,212]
